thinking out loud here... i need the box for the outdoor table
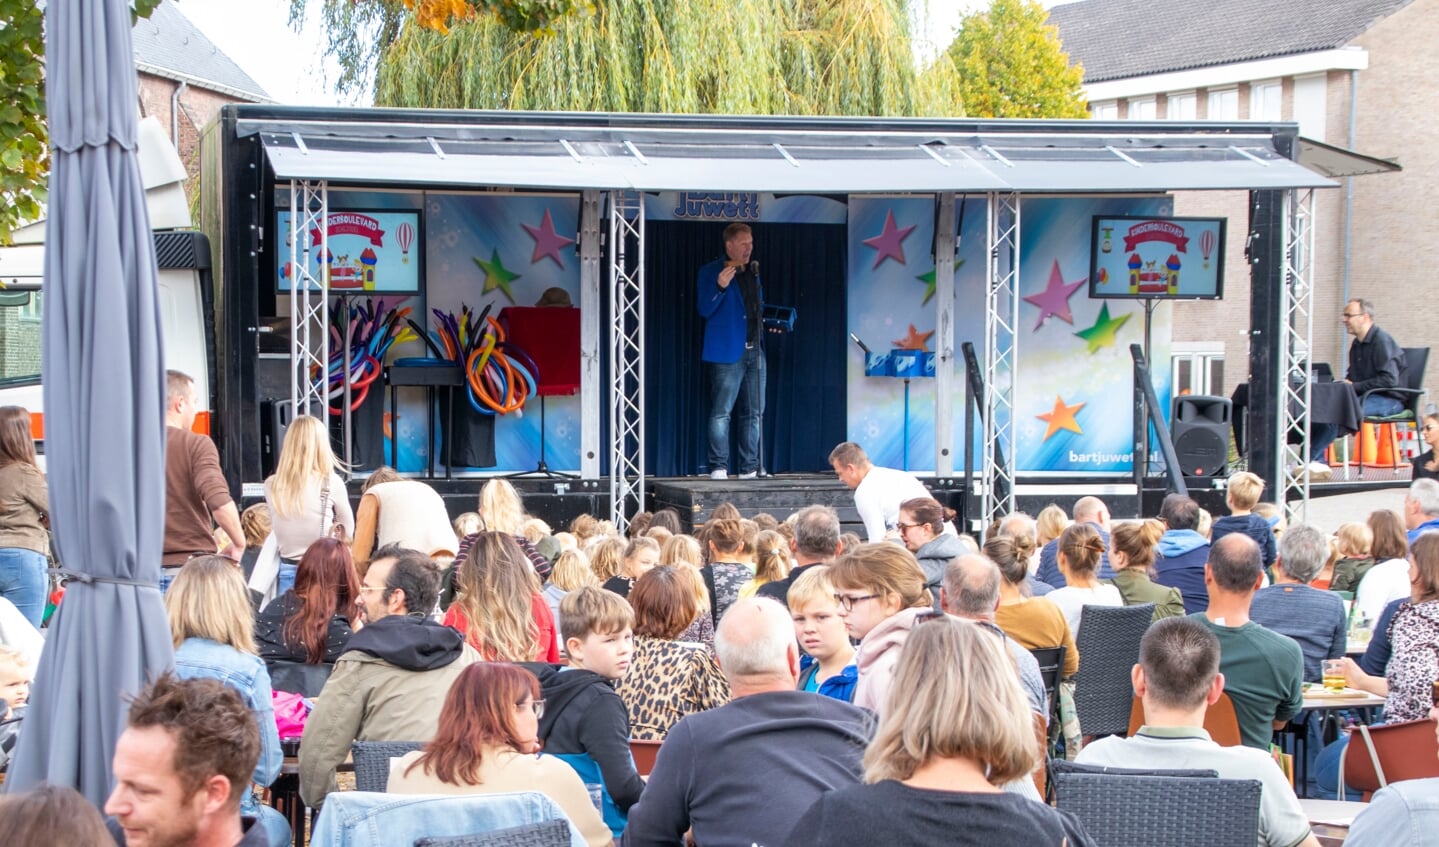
[1300,798,1367,845]
[1231,381,1361,456]
[271,738,353,847]
[1282,688,1386,796]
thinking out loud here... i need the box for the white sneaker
[1307,461,1333,480]
[709,469,728,480]
[738,471,758,480]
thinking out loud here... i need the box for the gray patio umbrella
[4,0,174,805]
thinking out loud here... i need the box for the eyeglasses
[1341,312,1364,320]
[894,522,922,532]
[834,593,880,612]
[358,585,386,594]
[520,699,546,718]
[1424,424,1437,433]
[914,609,947,625]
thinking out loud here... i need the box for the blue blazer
[696,257,762,364]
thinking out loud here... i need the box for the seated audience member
[786,616,1093,847]
[1254,503,1286,542]
[740,529,790,600]
[1355,508,1411,623]
[236,503,271,587]
[1210,472,1277,570]
[452,511,482,541]
[349,466,457,572]
[1037,497,1114,587]
[528,586,645,838]
[602,536,660,599]
[388,663,610,847]
[1155,494,1213,614]
[1249,524,1347,682]
[1077,617,1320,847]
[1406,478,1439,543]
[647,508,684,536]
[1412,411,1439,482]
[444,531,559,662]
[1197,507,1215,540]
[106,675,268,847]
[758,505,843,607]
[0,644,29,770]
[1328,521,1375,594]
[627,511,654,538]
[586,534,627,583]
[1105,519,1185,621]
[1035,504,1069,550]
[942,554,1046,716]
[253,538,359,694]
[1194,534,1304,750]
[989,535,1078,678]
[1045,523,1123,638]
[998,512,1052,596]
[828,543,935,712]
[699,519,754,625]
[300,548,479,808]
[623,598,870,847]
[543,548,596,632]
[616,567,730,740]
[896,497,965,609]
[0,783,112,847]
[1311,537,1338,590]
[1314,532,1439,798]
[167,557,288,846]
[1344,701,1439,846]
[1358,596,1407,676]
[789,566,858,702]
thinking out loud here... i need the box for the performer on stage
[1309,298,1407,477]
[697,223,764,480]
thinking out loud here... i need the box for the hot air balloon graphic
[396,222,415,264]
[1200,229,1216,269]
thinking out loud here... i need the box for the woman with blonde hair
[477,478,527,536]
[786,618,1091,846]
[0,405,48,627]
[444,532,559,662]
[543,548,596,629]
[1035,504,1070,549]
[263,415,353,597]
[166,556,288,845]
[828,542,935,712]
[1105,519,1184,621]
[739,529,790,600]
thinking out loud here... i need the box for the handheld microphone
[749,261,759,276]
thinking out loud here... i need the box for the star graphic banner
[1037,396,1085,440]
[521,208,576,268]
[1023,259,1086,331]
[474,248,521,304]
[863,209,917,270]
[1074,302,1132,353]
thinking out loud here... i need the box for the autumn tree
[945,0,1086,119]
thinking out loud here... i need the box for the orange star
[892,324,935,351]
[1037,396,1085,441]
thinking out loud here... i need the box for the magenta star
[1023,259,1087,331]
[521,209,576,268]
[862,209,917,270]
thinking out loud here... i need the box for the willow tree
[945,0,1086,119]
[300,0,962,117]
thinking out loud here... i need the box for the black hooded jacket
[522,662,644,815]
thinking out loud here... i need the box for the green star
[473,249,520,304]
[915,259,964,306]
[1073,303,1132,353]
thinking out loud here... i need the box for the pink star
[1023,260,1086,331]
[862,209,917,270]
[521,209,576,268]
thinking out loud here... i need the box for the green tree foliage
[945,0,1087,119]
[297,0,962,117]
[0,0,163,245]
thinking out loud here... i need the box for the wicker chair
[1051,761,1261,847]
[1027,645,1066,757]
[1072,603,1154,739]
[414,819,572,847]
[351,740,425,793]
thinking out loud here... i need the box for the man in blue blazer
[697,223,764,480]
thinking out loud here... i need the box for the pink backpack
[272,690,311,739]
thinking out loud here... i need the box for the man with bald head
[942,554,1047,716]
[623,598,868,847]
[1193,533,1304,750]
[1036,496,1113,587]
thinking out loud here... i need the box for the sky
[174,0,1037,107]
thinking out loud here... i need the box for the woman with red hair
[388,663,611,847]
[254,537,360,694]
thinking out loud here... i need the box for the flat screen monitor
[1089,215,1225,300]
[275,209,422,294]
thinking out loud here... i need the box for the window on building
[1171,344,1225,396]
[1128,97,1157,120]
[1166,92,1197,120]
[1091,101,1119,120]
[1250,80,1282,121]
[0,291,42,384]
[1207,88,1239,120]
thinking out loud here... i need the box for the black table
[1231,381,1361,456]
[386,362,464,479]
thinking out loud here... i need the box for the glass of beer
[1322,658,1347,693]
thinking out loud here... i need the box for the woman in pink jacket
[829,543,935,712]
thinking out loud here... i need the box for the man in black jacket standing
[1309,298,1407,474]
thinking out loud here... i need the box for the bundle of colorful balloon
[322,298,417,414]
[416,304,538,415]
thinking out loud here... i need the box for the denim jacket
[174,637,284,810]
[308,791,585,847]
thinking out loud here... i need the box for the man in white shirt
[827,441,932,542]
[1077,616,1319,847]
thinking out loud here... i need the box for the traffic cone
[1367,422,1397,468]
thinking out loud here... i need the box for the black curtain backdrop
[641,220,849,477]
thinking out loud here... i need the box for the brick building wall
[136,73,243,208]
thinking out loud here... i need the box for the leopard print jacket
[616,635,730,741]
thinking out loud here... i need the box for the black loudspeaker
[1171,395,1231,479]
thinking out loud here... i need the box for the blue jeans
[706,345,766,475]
[1311,393,1404,462]
[0,547,47,628]
[1314,732,1366,800]
[277,562,298,598]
